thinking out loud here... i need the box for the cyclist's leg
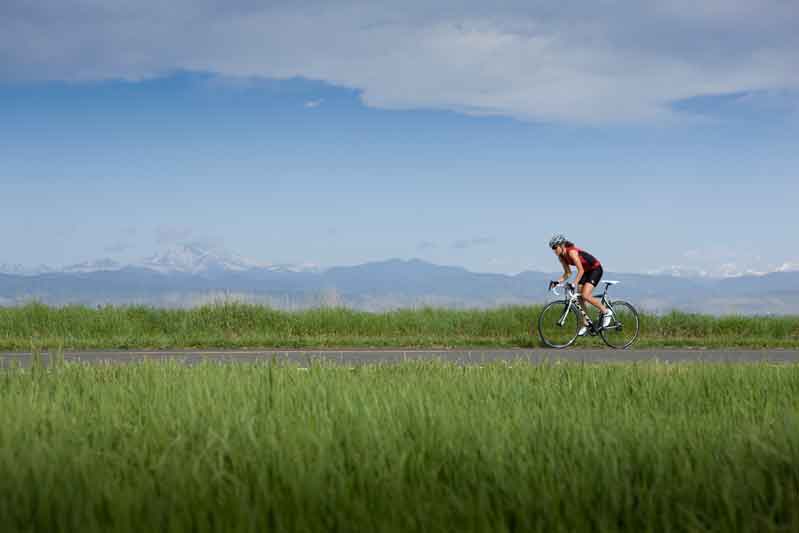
[577,297,590,327]
[579,281,607,314]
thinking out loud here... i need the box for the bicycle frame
[552,283,617,332]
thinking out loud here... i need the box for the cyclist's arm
[556,256,572,284]
[567,249,584,285]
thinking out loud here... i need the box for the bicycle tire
[599,300,640,349]
[537,300,581,349]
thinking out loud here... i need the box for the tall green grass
[0,302,797,350]
[1,361,798,532]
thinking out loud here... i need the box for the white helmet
[548,234,567,248]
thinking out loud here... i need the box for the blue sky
[1,2,798,276]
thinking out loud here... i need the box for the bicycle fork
[557,299,593,328]
[558,298,599,332]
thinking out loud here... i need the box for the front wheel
[600,300,640,349]
[537,300,581,348]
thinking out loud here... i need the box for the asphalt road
[1,349,798,367]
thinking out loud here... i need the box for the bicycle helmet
[548,234,567,248]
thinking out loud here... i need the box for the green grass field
[1,302,797,351]
[1,360,798,532]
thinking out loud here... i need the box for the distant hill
[1,246,797,314]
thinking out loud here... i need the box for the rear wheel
[537,300,581,348]
[600,300,640,349]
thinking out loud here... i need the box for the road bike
[536,280,640,349]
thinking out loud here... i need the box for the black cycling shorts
[579,266,603,287]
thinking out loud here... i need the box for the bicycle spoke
[537,301,580,348]
[600,301,640,349]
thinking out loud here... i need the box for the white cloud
[304,99,323,108]
[1,1,797,123]
[777,261,799,273]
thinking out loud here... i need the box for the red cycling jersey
[563,246,602,271]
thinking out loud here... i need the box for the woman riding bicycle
[548,234,613,336]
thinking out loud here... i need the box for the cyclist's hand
[548,280,558,290]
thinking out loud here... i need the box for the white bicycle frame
[549,282,617,331]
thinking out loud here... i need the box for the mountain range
[0,244,320,277]
[1,245,797,314]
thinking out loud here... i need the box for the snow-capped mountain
[777,261,799,273]
[649,261,799,279]
[0,255,797,313]
[263,263,322,273]
[136,245,321,275]
[0,263,54,276]
[647,266,711,278]
[3,245,318,276]
[62,259,124,273]
[137,244,269,274]
[4,247,797,280]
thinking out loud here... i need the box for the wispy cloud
[2,1,797,123]
[453,237,496,250]
[156,225,194,245]
[304,99,324,108]
[104,242,134,254]
[103,226,139,254]
[155,226,222,250]
[417,241,438,250]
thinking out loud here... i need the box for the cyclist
[547,234,613,336]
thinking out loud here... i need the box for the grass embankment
[0,302,797,351]
[1,361,798,532]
